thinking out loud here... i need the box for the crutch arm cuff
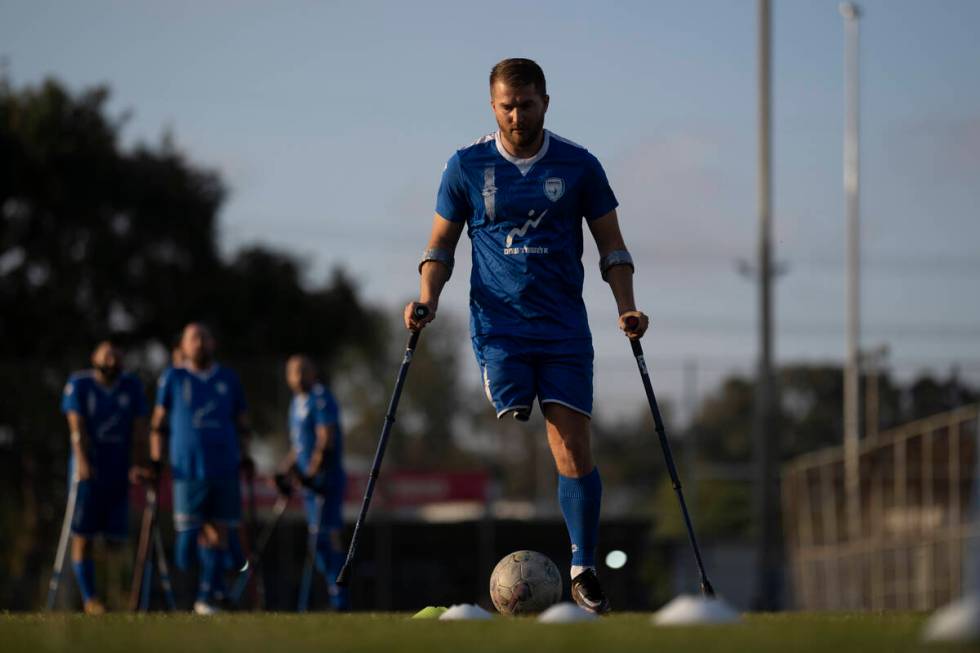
[600,249,634,281]
[419,247,454,277]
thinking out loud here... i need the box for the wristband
[418,247,454,277]
[599,249,634,281]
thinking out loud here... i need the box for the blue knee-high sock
[315,532,350,611]
[558,467,603,567]
[328,544,350,610]
[197,545,218,603]
[225,530,245,571]
[314,533,331,577]
[72,559,96,602]
[175,529,199,571]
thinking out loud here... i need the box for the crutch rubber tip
[700,579,716,598]
[335,564,351,587]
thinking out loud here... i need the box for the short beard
[502,120,544,153]
[97,365,121,382]
[192,352,213,369]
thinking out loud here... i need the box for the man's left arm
[306,424,335,478]
[307,392,338,477]
[587,209,649,340]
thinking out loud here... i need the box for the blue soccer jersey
[156,365,246,481]
[289,383,344,481]
[61,371,148,485]
[436,130,619,340]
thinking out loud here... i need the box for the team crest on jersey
[118,394,130,408]
[543,177,565,202]
[216,382,227,395]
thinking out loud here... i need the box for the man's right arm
[149,405,168,473]
[66,412,92,481]
[404,213,464,331]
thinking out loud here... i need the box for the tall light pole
[752,0,782,611]
[840,2,862,562]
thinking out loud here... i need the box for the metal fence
[782,404,979,610]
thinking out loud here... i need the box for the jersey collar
[87,369,122,395]
[188,364,220,382]
[495,130,550,177]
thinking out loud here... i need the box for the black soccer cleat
[571,568,611,615]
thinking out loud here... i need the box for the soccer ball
[489,550,562,615]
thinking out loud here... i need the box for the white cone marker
[922,594,980,643]
[651,594,741,626]
[439,604,494,621]
[538,602,598,623]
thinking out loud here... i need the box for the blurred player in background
[61,339,150,614]
[278,354,349,610]
[150,322,253,614]
[406,58,648,614]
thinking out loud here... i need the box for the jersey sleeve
[314,389,340,428]
[155,369,174,409]
[61,377,82,415]
[435,153,473,223]
[580,154,619,221]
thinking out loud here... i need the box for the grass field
[0,612,972,653]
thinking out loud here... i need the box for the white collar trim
[189,364,219,381]
[495,130,550,176]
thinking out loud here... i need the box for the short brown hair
[489,58,547,97]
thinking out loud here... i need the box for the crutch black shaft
[336,304,429,587]
[625,316,715,598]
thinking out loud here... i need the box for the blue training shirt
[61,371,148,485]
[156,365,246,481]
[289,383,344,482]
[436,130,619,340]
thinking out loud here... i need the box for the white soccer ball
[489,550,562,615]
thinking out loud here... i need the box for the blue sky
[4,0,979,421]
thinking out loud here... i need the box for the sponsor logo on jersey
[96,414,123,442]
[192,400,222,429]
[543,177,565,202]
[504,209,550,255]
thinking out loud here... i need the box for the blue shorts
[71,480,128,540]
[303,474,345,534]
[472,335,594,420]
[173,478,242,532]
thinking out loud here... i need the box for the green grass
[0,612,971,653]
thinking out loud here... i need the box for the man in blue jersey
[278,354,349,610]
[150,322,253,614]
[62,339,150,614]
[405,58,649,614]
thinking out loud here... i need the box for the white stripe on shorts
[540,398,592,419]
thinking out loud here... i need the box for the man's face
[286,357,314,394]
[91,342,122,381]
[181,324,214,367]
[491,81,549,151]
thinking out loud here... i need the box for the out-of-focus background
[1,0,978,612]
